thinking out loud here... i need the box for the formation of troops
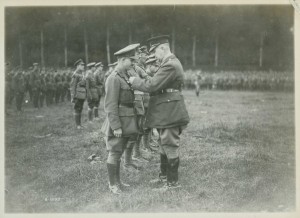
[5,63,73,113]
[186,70,294,93]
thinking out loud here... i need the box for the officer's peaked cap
[147,35,170,52]
[95,62,104,67]
[114,43,140,59]
[87,62,96,68]
[74,59,85,67]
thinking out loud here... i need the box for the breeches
[157,127,182,159]
[73,98,85,114]
[87,98,98,110]
[106,135,138,164]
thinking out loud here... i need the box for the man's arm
[131,63,175,93]
[86,72,92,99]
[104,75,121,131]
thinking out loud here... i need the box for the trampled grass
[5,90,295,212]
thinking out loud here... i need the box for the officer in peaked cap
[70,59,86,129]
[126,45,152,164]
[86,62,98,122]
[128,35,190,190]
[101,43,140,195]
[94,62,105,119]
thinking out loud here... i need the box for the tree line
[5,5,294,71]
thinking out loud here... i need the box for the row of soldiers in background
[70,60,117,129]
[186,70,294,93]
[5,63,74,112]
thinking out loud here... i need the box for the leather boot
[124,144,139,170]
[149,154,167,185]
[160,154,168,178]
[132,136,148,162]
[88,109,93,121]
[107,163,121,194]
[94,107,99,118]
[167,157,181,188]
[75,113,81,129]
[116,160,130,189]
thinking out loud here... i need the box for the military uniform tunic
[71,69,86,114]
[131,53,190,159]
[101,69,138,152]
[86,70,99,109]
[131,54,190,129]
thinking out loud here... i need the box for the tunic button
[167,99,170,102]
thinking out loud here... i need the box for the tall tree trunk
[40,29,45,68]
[128,28,132,44]
[19,34,23,69]
[106,25,111,64]
[84,27,89,64]
[64,26,68,67]
[172,24,176,53]
[192,35,196,67]
[214,34,219,67]
[259,32,264,68]
[128,13,132,44]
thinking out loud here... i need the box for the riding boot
[107,163,121,194]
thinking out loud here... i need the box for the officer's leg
[124,135,139,170]
[78,99,85,126]
[94,97,100,119]
[106,136,128,194]
[160,127,181,188]
[67,88,71,101]
[74,99,84,129]
[87,99,93,122]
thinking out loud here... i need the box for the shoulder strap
[116,70,134,93]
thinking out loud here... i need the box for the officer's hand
[71,98,75,103]
[113,128,122,138]
[129,77,135,84]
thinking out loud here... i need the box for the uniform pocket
[76,87,86,99]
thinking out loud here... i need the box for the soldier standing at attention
[30,63,41,109]
[101,44,140,194]
[94,62,105,120]
[129,35,190,189]
[61,72,68,102]
[127,45,151,163]
[66,71,72,102]
[54,72,63,104]
[71,59,86,129]
[194,71,201,97]
[85,62,99,122]
[12,71,26,114]
[44,73,52,107]
[39,73,46,108]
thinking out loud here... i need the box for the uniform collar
[161,53,175,65]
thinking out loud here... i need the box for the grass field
[5,90,295,212]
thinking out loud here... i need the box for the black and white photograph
[2,0,298,215]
